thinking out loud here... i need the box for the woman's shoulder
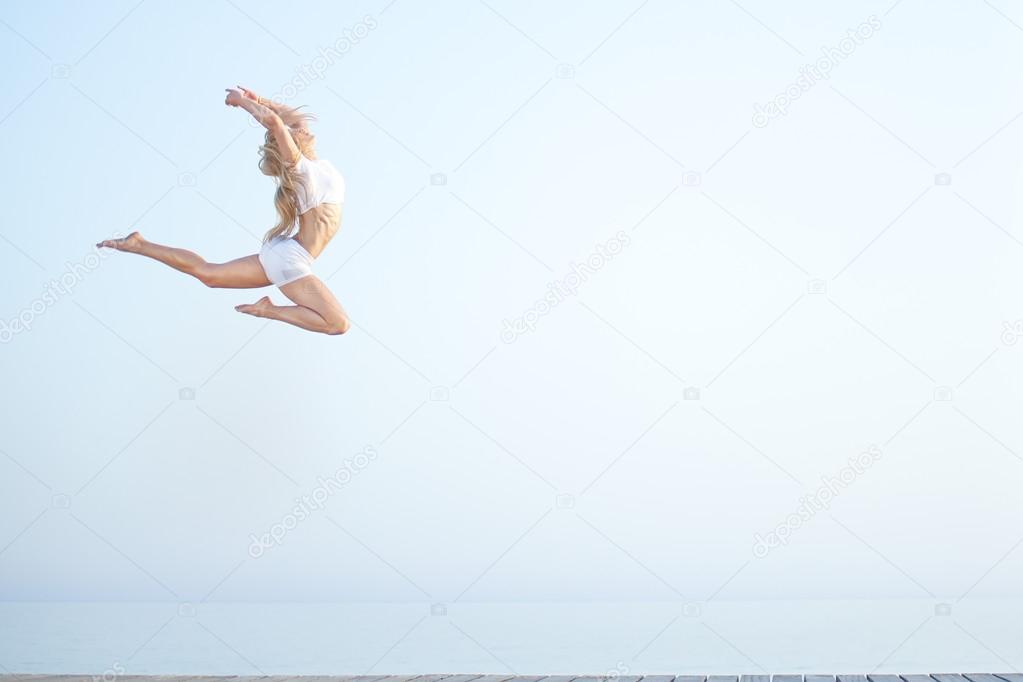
[296,153,343,182]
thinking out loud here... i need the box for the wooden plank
[9,679,168,682]
[0,676,1007,682]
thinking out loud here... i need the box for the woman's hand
[238,85,261,103]
[224,88,245,107]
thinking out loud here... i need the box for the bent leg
[99,232,270,289]
[236,276,350,335]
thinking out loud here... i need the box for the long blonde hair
[258,106,316,243]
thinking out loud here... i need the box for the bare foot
[97,231,144,253]
[235,296,275,318]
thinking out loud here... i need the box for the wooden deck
[3,675,1023,682]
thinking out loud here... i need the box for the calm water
[2,600,1021,674]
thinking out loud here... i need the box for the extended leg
[98,232,270,289]
[235,275,350,335]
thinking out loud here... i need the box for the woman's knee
[324,314,351,335]
[196,264,224,288]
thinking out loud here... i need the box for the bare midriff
[294,203,342,259]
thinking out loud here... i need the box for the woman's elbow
[261,111,285,131]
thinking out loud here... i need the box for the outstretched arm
[225,87,300,163]
[237,85,309,130]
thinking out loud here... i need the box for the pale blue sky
[2,0,1023,614]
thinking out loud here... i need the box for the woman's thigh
[204,255,272,289]
[279,275,348,324]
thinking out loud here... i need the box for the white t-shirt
[294,153,345,214]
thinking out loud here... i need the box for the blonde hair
[258,106,316,243]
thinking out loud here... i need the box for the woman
[98,86,350,335]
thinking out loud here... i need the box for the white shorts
[259,237,314,286]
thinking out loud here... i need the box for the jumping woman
[98,86,350,335]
